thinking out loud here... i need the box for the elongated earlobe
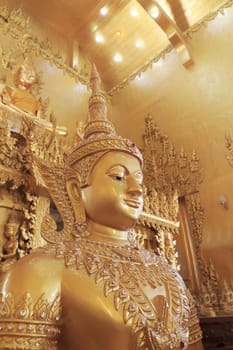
[66,178,87,235]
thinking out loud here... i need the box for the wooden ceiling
[2,0,225,91]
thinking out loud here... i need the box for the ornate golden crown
[67,64,142,187]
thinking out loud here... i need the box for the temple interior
[0,0,232,348]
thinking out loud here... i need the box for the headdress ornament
[67,64,142,187]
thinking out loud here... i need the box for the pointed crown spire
[84,64,116,139]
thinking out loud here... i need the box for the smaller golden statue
[0,65,203,350]
[0,54,67,136]
[0,209,19,260]
[1,55,41,116]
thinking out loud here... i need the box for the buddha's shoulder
[1,245,64,297]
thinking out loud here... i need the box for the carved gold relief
[136,210,180,270]
[0,47,68,269]
[142,115,203,197]
[139,116,231,315]
[141,115,233,317]
[197,264,233,318]
[140,115,204,274]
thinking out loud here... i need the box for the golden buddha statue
[0,65,203,350]
[1,55,41,116]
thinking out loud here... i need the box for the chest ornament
[56,239,190,350]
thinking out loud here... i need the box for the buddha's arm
[0,252,62,350]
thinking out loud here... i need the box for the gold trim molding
[108,44,173,96]
[0,7,90,86]
[185,0,233,39]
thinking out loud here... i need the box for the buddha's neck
[86,220,129,246]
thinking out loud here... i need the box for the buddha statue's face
[81,151,143,231]
[14,58,37,90]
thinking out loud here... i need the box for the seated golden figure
[1,56,41,116]
[0,66,203,350]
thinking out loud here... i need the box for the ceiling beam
[137,0,193,67]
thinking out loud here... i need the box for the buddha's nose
[127,176,143,196]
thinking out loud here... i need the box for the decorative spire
[84,64,116,139]
[88,63,106,120]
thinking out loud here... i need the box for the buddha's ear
[66,177,86,232]
[66,177,80,202]
[66,165,79,199]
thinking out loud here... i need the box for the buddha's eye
[109,174,124,181]
[107,165,126,182]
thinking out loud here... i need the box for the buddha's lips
[124,199,142,208]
